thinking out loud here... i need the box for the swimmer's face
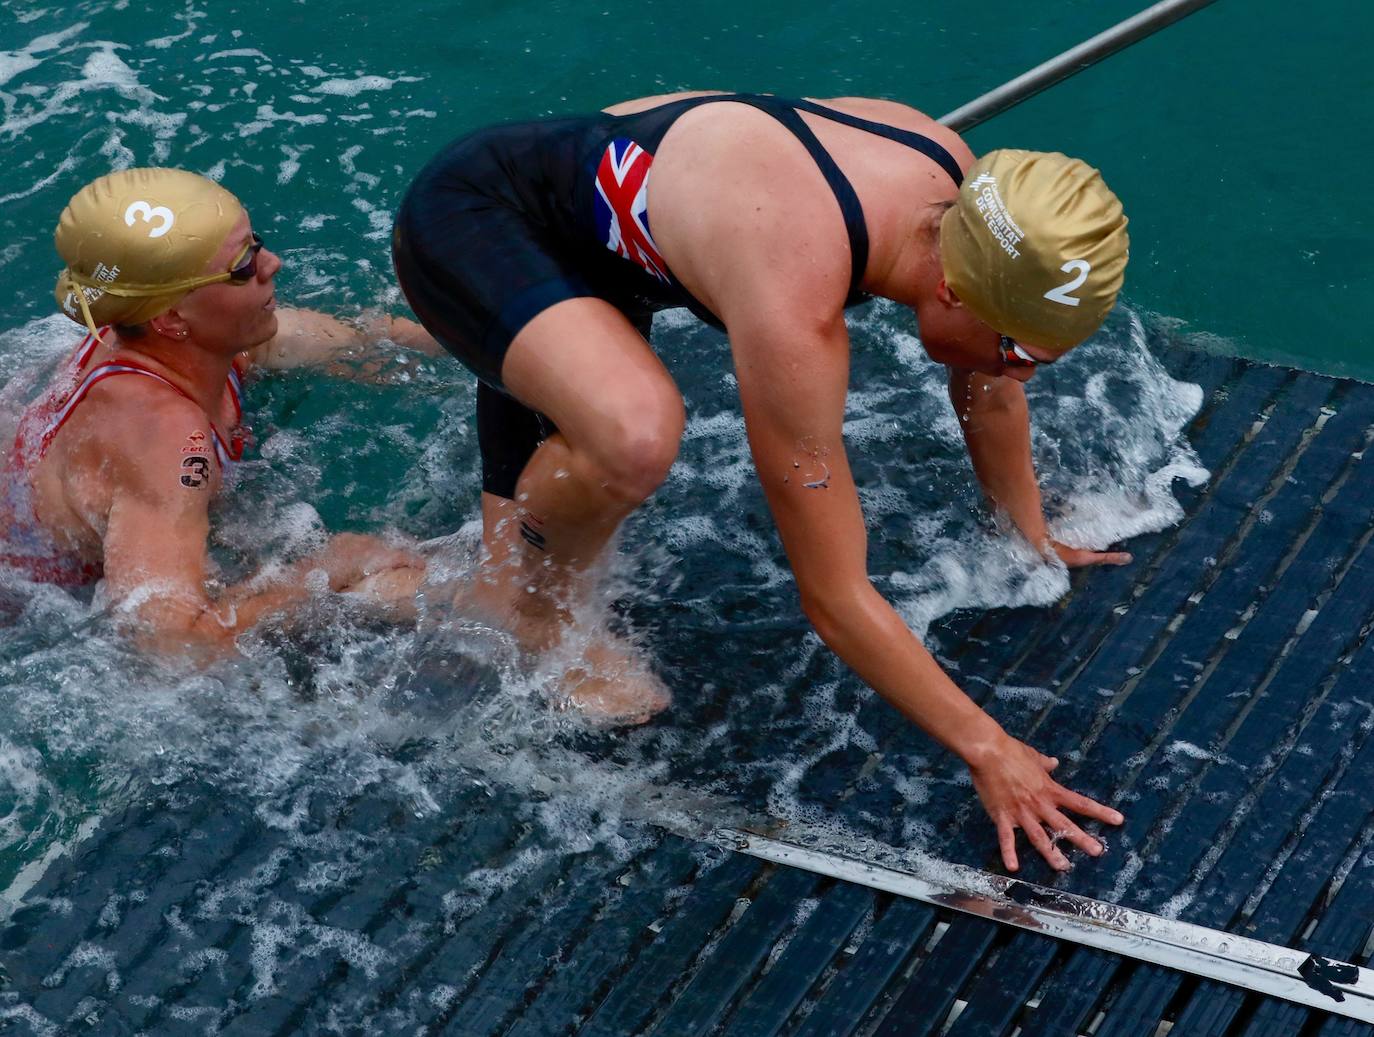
[915,279,1056,381]
[173,211,282,354]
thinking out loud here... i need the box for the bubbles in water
[0,12,1214,991]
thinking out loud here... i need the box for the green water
[0,0,1299,995]
[0,0,1369,377]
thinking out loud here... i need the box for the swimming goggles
[224,232,265,284]
[999,334,1047,370]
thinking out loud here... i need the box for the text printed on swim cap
[969,173,1024,260]
[60,262,121,316]
[124,201,175,239]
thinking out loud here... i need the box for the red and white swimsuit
[1,328,247,587]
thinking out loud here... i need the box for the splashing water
[0,4,1213,1020]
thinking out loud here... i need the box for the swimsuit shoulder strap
[628,93,964,187]
[616,93,965,297]
[226,357,246,424]
[683,94,964,293]
[38,359,240,468]
[72,328,106,369]
[787,98,966,187]
[728,95,871,295]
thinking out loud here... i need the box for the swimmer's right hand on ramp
[964,732,1123,873]
[781,564,1122,873]
[882,652,1123,874]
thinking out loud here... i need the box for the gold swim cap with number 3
[53,168,245,338]
[940,149,1129,354]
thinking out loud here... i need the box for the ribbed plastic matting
[5,337,1374,1036]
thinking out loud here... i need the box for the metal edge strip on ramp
[707,827,1374,1022]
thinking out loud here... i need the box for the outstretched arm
[729,310,1123,872]
[97,404,423,656]
[246,308,444,375]
[947,367,1131,568]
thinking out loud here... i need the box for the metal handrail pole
[939,0,1221,132]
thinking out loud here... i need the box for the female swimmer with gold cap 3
[393,92,1132,873]
[5,167,444,654]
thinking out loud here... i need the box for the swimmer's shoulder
[600,90,731,116]
[810,96,974,172]
[64,379,218,487]
[36,379,215,543]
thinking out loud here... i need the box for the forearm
[949,370,1050,549]
[253,309,443,373]
[217,533,426,628]
[375,315,444,357]
[803,581,1005,764]
[125,535,419,653]
[204,564,323,633]
[120,566,316,657]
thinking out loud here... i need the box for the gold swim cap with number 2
[53,168,245,339]
[940,149,1129,353]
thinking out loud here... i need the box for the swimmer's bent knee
[593,421,682,504]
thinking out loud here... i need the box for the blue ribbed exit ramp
[5,332,1374,1036]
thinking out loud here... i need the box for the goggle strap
[67,272,108,347]
[63,269,235,297]
[61,234,258,303]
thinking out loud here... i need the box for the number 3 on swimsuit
[1044,259,1090,307]
[124,201,175,239]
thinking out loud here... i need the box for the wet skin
[472,92,1126,870]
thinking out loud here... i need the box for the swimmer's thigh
[500,297,685,500]
[393,180,582,388]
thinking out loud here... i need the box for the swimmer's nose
[262,247,283,282]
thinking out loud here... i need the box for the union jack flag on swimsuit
[593,138,669,284]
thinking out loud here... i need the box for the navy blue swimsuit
[392,93,964,498]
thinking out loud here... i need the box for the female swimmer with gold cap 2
[5,167,444,655]
[393,92,1133,873]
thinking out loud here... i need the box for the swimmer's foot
[454,566,669,724]
[553,637,671,726]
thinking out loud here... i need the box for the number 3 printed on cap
[124,201,175,239]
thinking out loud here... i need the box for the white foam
[106,106,188,165]
[145,8,200,50]
[0,23,86,88]
[0,738,46,807]
[98,126,135,169]
[891,534,1071,640]
[311,74,421,97]
[0,1004,59,1036]
[1163,740,1225,764]
[277,143,309,185]
[245,899,390,999]
[0,52,42,87]
[207,48,269,61]
[993,684,1059,708]
[237,103,328,137]
[79,46,142,93]
[1,39,154,140]
[42,941,120,990]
